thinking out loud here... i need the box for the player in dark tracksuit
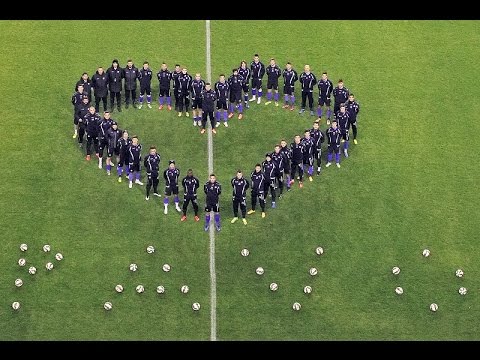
[200,83,217,134]
[124,60,139,109]
[326,120,342,168]
[116,131,132,182]
[271,144,286,197]
[190,73,205,126]
[215,74,229,126]
[137,61,153,109]
[72,85,87,139]
[181,169,200,221]
[97,111,113,169]
[302,130,315,180]
[76,73,92,102]
[309,121,325,175]
[84,106,101,160]
[332,79,350,115]
[335,103,351,158]
[176,68,192,116]
[106,121,121,176]
[248,164,266,217]
[107,59,123,112]
[204,174,222,232]
[249,54,265,104]
[290,135,305,187]
[163,160,181,214]
[127,136,143,188]
[265,58,282,106]
[299,65,317,115]
[227,68,244,120]
[282,62,298,110]
[91,67,109,113]
[317,72,334,123]
[171,64,182,112]
[262,153,277,208]
[157,63,173,110]
[238,60,251,108]
[345,93,360,144]
[75,95,90,145]
[144,146,161,200]
[280,139,292,191]
[230,170,250,225]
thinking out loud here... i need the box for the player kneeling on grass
[231,170,250,225]
[326,120,341,168]
[204,174,222,232]
[248,164,266,218]
[144,146,161,200]
[163,160,181,214]
[128,136,144,188]
[181,169,200,222]
[106,121,122,175]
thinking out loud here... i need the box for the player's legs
[146,176,153,199]
[182,196,191,216]
[300,92,307,113]
[231,198,239,222]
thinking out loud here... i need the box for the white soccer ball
[422,249,430,257]
[255,267,264,275]
[43,244,51,252]
[162,264,171,272]
[392,266,400,275]
[156,285,165,294]
[15,278,23,287]
[136,285,145,293]
[241,248,249,257]
[192,302,201,311]
[28,266,37,275]
[315,246,324,255]
[12,301,20,310]
[303,285,312,294]
[269,282,278,291]
[129,263,138,272]
[115,284,124,293]
[292,302,301,311]
[146,245,155,254]
[18,258,26,267]
[430,303,438,312]
[395,286,404,295]
[46,262,54,270]
[459,287,467,295]
[55,253,63,261]
[455,269,464,278]
[181,285,189,294]
[104,301,112,310]
[20,243,28,252]
[309,267,318,276]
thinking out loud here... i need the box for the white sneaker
[257,97,261,104]
[336,163,341,168]
[215,122,220,128]
[98,163,102,169]
[135,180,144,185]
[249,96,256,102]
[193,120,197,126]
[344,150,349,158]
[164,206,168,215]
[224,122,228,127]
[153,193,161,197]
[107,170,111,176]
[129,181,133,188]
[138,104,143,109]
[325,162,332,168]
[147,103,152,109]
[175,205,182,212]
[145,196,149,201]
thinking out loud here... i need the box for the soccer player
[157,62,173,110]
[301,130,315,181]
[190,73,205,126]
[124,59,139,109]
[299,65,317,116]
[290,135,305,188]
[317,72,334,123]
[116,130,132,182]
[345,93,360,144]
[200,83,217,135]
[264,58,281,106]
[144,146,161,200]
[230,170,250,225]
[84,106,101,161]
[262,153,277,208]
[75,95,90,146]
[238,60,251,108]
[279,139,292,191]
[163,160,182,214]
[335,103,351,158]
[177,67,192,117]
[204,174,222,232]
[249,54,265,104]
[227,68,244,120]
[326,119,341,168]
[248,164,266,218]
[127,135,144,188]
[214,74,229,127]
[137,61,153,109]
[332,79,350,115]
[271,144,286,197]
[106,121,122,176]
[172,64,182,112]
[76,72,92,102]
[309,121,325,175]
[107,59,123,112]
[181,169,200,222]
[71,84,86,139]
[91,66,109,113]
[282,62,298,110]
[97,111,113,169]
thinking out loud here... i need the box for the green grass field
[1,20,480,340]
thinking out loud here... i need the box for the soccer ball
[28,266,37,275]
[129,263,138,272]
[20,243,28,252]
[156,285,165,294]
[136,285,145,293]
[430,303,438,312]
[192,302,201,311]
[55,253,63,261]
[392,266,400,275]
[309,267,318,276]
[181,285,189,294]
[458,287,467,295]
[46,262,54,270]
[241,248,249,257]
[115,284,124,293]
[43,244,51,252]
[303,286,312,294]
[146,245,155,254]
[255,267,264,275]
[104,302,113,310]
[18,258,26,267]
[315,246,324,255]
[12,301,20,310]
[422,249,430,257]
[269,282,278,291]
[455,269,464,278]
[162,264,171,272]
[395,286,404,295]
[292,302,301,311]
[15,278,23,287]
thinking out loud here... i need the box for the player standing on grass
[335,103,351,158]
[76,72,92,102]
[124,59,139,110]
[301,130,315,181]
[190,73,205,126]
[230,170,250,225]
[200,83,217,135]
[238,60,251,108]
[262,153,277,209]
[137,61,153,109]
[215,74,230,127]
[163,160,182,214]
[227,68,244,120]
[181,169,200,222]
[71,84,86,139]
[172,64,182,112]
[157,63,173,110]
[97,111,113,169]
[117,130,132,182]
[280,139,292,191]
[326,119,341,168]
[290,135,305,188]
[92,66,109,113]
[282,62,298,111]
[299,65,317,116]
[204,174,222,232]
[106,121,122,176]
[271,144,286,198]
[317,72,334,124]
[144,146,161,200]
[309,121,325,175]
[107,59,123,112]
[84,106,101,161]
[127,136,144,189]
[345,93,360,144]
[177,67,192,117]
[332,79,350,115]
[264,58,282,107]
[248,164,266,218]
[75,95,90,146]
[249,54,265,104]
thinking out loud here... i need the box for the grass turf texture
[0,20,479,340]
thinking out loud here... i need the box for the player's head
[232,68,238,75]
[112,121,118,129]
[88,106,95,114]
[187,168,193,177]
[143,61,149,70]
[240,60,247,69]
[82,95,89,104]
[149,146,156,155]
[209,173,216,183]
[169,160,176,169]
[122,130,128,139]
[112,59,118,68]
[338,79,344,88]
[340,103,346,112]
[236,170,243,179]
[81,72,88,80]
[304,64,310,73]
[294,135,301,143]
[274,144,281,153]
[331,119,338,129]
[270,58,276,66]
[127,59,133,68]
[265,153,272,161]
[103,111,110,119]
[205,82,211,90]
[182,67,188,74]
[280,139,287,147]
[77,83,84,91]
[304,130,311,138]
[348,93,355,101]
[219,74,225,82]
[313,121,320,129]
[175,64,181,72]
[322,72,328,80]
[131,136,138,145]
[286,62,292,71]
[195,73,201,81]
[255,163,262,172]
[97,66,104,75]
[253,54,260,62]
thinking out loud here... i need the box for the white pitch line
[205,19,217,342]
